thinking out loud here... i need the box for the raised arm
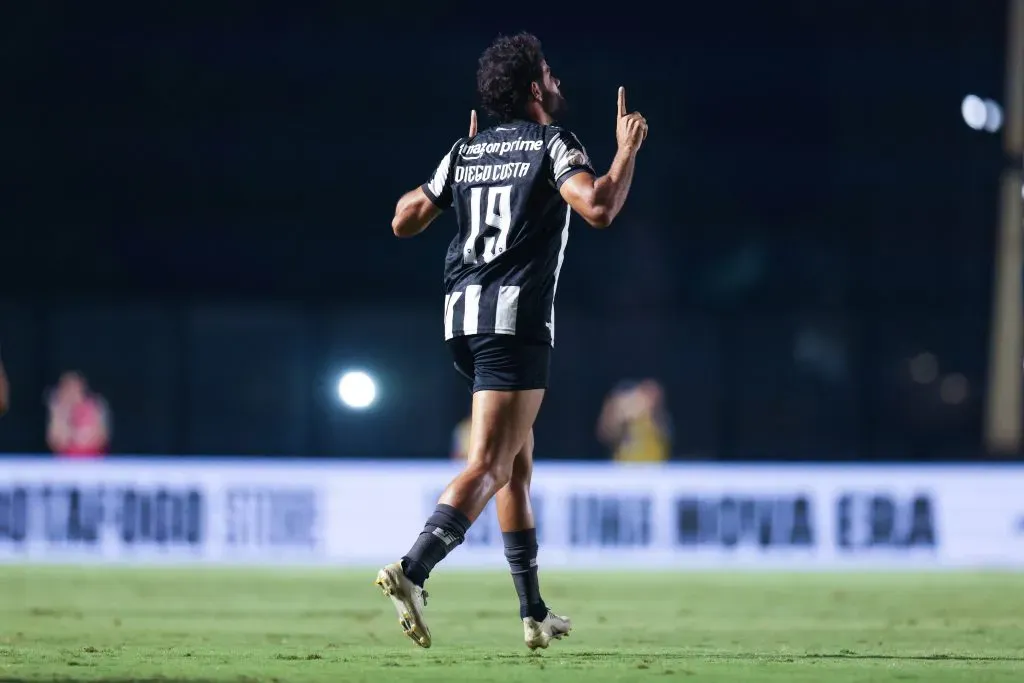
[558,87,648,229]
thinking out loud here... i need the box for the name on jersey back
[453,137,544,185]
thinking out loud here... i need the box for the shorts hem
[471,382,548,393]
[446,329,548,342]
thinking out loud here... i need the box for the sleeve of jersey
[420,139,463,209]
[548,130,596,189]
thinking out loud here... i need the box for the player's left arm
[392,111,477,238]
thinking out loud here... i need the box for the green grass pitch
[0,566,1022,682]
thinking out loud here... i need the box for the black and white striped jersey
[421,119,595,347]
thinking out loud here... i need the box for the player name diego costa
[453,162,532,184]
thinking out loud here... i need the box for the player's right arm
[392,111,477,238]
[559,87,648,229]
[391,144,456,238]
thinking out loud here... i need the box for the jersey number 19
[463,185,512,265]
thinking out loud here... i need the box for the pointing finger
[469,109,478,137]
[617,86,626,118]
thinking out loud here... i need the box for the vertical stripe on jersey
[496,286,521,335]
[547,131,594,187]
[426,139,462,202]
[547,134,567,164]
[462,285,482,335]
[548,206,571,344]
[444,291,462,340]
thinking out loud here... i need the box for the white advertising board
[1,458,1022,570]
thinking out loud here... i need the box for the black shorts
[448,334,551,393]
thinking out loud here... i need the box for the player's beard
[542,88,567,120]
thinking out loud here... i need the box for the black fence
[0,298,988,461]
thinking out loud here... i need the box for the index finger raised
[469,109,478,137]
[617,86,626,118]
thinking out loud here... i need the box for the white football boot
[523,609,572,650]
[374,562,431,648]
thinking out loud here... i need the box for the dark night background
[0,1,1010,460]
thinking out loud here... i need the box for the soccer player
[378,32,648,649]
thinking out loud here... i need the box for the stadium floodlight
[337,370,377,409]
[962,94,986,130]
[962,94,1004,133]
[983,99,1004,132]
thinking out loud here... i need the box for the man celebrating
[378,32,648,650]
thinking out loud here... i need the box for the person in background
[451,415,471,460]
[596,379,671,463]
[46,371,110,458]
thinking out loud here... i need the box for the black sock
[503,528,548,621]
[400,504,472,587]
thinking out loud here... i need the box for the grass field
[0,567,1022,682]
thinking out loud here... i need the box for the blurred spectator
[46,372,110,458]
[597,379,672,463]
[451,415,471,460]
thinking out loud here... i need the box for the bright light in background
[961,94,1003,133]
[983,99,1003,132]
[337,370,377,409]
[962,95,986,130]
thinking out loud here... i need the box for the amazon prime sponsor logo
[460,138,544,160]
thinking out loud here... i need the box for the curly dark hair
[476,33,546,123]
